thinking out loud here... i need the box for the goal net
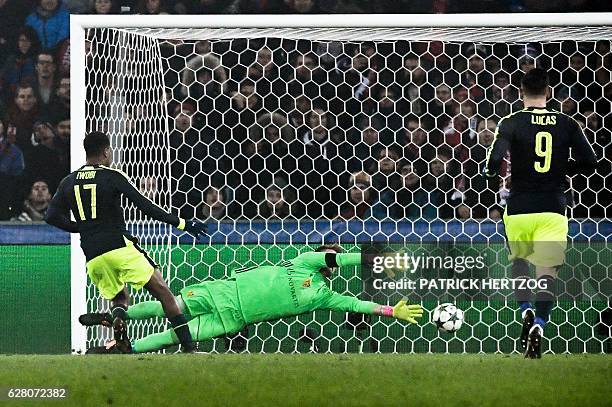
[73,16,611,354]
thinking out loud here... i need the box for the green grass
[0,354,610,406]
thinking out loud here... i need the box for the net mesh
[83,26,611,353]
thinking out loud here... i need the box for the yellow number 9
[534,131,552,173]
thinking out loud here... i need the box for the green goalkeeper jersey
[231,252,376,324]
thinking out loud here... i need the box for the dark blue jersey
[46,165,182,261]
[486,107,597,215]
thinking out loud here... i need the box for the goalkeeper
[83,245,423,354]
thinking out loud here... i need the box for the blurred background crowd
[0,0,610,223]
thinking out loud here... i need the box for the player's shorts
[86,237,156,300]
[180,280,245,339]
[503,212,568,267]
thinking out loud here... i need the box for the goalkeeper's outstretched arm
[320,288,423,324]
[296,250,423,323]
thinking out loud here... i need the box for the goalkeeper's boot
[86,340,132,354]
[79,312,112,327]
[519,308,535,350]
[524,324,542,359]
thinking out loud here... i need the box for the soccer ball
[432,303,464,333]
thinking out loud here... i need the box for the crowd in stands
[0,0,610,223]
[151,37,609,221]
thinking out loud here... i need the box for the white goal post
[70,13,612,355]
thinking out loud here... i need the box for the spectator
[139,176,158,201]
[63,0,91,13]
[455,204,471,220]
[370,146,401,188]
[296,107,341,218]
[179,53,227,100]
[91,0,122,14]
[55,37,69,76]
[7,83,39,152]
[25,0,70,51]
[23,119,62,191]
[339,183,375,220]
[346,121,383,173]
[181,0,234,13]
[258,185,292,219]
[483,71,519,118]
[230,80,261,113]
[0,120,24,219]
[0,0,34,67]
[422,154,463,219]
[1,27,39,97]
[53,113,69,173]
[463,118,501,219]
[171,102,197,133]
[369,147,402,219]
[371,85,408,132]
[47,74,69,121]
[396,162,436,220]
[284,0,321,13]
[555,85,581,116]
[300,107,337,159]
[0,120,24,177]
[135,0,169,14]
[200,186,232,220]
[33,51,57,108]
[247,46,275,82]
[12,179,51,221]
[348,170,371,188]
[402,115,435,162]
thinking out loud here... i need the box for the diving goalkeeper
[82,245,423,354]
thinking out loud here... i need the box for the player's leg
[127,295,188,320]
[132,313,230,353]
[511,258,535,350]
[132,281,244,353]
[85,251,133,348]
[117,238,197,352]
[525,213,568,359]
[143,270,196,352]
[503,212,536,350]
[110,286,130,346]
[80,296,189,326]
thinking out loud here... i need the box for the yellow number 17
[534,131,552,173]
[74,184,97,220]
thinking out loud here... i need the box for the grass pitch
[0,354,609,406]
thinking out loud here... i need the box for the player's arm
[293,251,363,270]
[45,178,79,233]
[484,117,511,177]
[568,118,597,175]
[320,289,423,324]
[112,170,207,238]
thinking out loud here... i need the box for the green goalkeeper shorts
[503,212,568,267]
[180,280,246,339]
[86,237,156,300]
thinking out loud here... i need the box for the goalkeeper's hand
[392,299,423,324]
[180,219,208,240]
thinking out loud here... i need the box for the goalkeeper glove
[392,299,424,324]
[179,219,208,240]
